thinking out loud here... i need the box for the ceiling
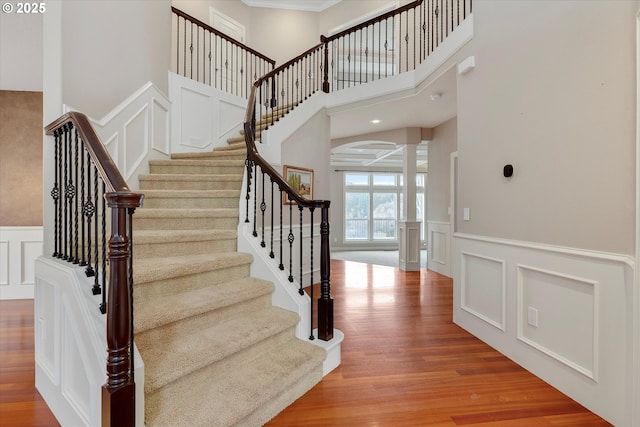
[328,67,458,169]
[241,0,343,12]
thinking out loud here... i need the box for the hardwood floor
[0,260,610,426]
[0,299,60,427]
[266,260,611,426]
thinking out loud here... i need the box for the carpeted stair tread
[134,229,236,245]
[170,149,246,159]
[226,135,246,144]
[149,158,245,167]
[134,276,274,334]
[141,189,240,198]
[134,252,252,285]
[139,173,243,183]
[140,306,299,394]
[138,173,243,191]
[135,207,239,219]
[145,338,325,427]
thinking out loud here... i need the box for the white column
[399,143,421,271]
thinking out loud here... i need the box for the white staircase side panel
[34,256,144,427]
[0,226,43,300]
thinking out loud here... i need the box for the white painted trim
[328,2,399,36]
[0,226,43,299]
[460,250,506,332]
[63,81,172,189]
[516,264,600,382]
[634,8,640,427]
[453,233,632,425]
[454,232,635,268]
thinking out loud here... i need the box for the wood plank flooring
[0,299,60,427]
[266,260,611,426]
[0,260,610,426]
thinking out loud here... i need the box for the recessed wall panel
[517,265,598,380]
[461,251,506,331]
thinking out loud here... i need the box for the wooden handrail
[254,42,324,88]
[45,111,143,427]
[243,87,329,210]
[171,6,275,67]
[323,0,423,42]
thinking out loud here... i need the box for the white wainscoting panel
[461,251,506,331]
[34,256,145,427]
[169,72,246,154]
[64,81,171,190]
[453,233,634,426]
[427,221,451,277]
[517,264,599,381]
[0,226,43,299]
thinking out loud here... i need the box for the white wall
[0,7,42,91]
[427,117,457,222]
[456,0,637,255]
[448,2,639,425]
[61,0,171,118]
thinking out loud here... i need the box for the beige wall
[455,0,637,255]
[61,0,171,118]
[427,117,456,223]
[0,91,43,226]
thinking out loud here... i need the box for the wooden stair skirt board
[135,138,325,426]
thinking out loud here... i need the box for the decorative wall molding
[516,264,599,381]
[460,251,506,332]
[34,256,145,427]
[427,221,451,276]
[0,226,43,299]
[453,233,633,426]
[169,72,246,154]
[63,81,171,190]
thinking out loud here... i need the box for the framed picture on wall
[283,165,313,204]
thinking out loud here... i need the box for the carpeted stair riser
[133,230,237,259]
[138,174,243,191]
[140,308,300,394]
[141,190,240,209]
[149,159,245,175]
[133,209,239,231]
[145,339,324,427]
[171,149,246,160]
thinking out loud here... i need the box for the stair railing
[254,0,472,130]
[243,86,334,342]
[172,6,276,98]
[45,112,143,427]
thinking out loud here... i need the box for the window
[344,172,426,242]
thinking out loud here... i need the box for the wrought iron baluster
[299,206,303,294]
[279,187,284,270]
[93,167,100,295]
[72,128,79,264]
[260,172,266,247]
[51,130,61,258]
[79,136,87,266]
[309,207,315,341]
[100,181,107,314]
[244,157,252,223]
[288,203,294,282]
[253,164,258,237]
[85,153,95,278]
[62,124,69,260]
[269,178,274,258]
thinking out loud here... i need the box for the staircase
[133,137,325,426]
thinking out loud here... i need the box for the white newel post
[399,142,421,271]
